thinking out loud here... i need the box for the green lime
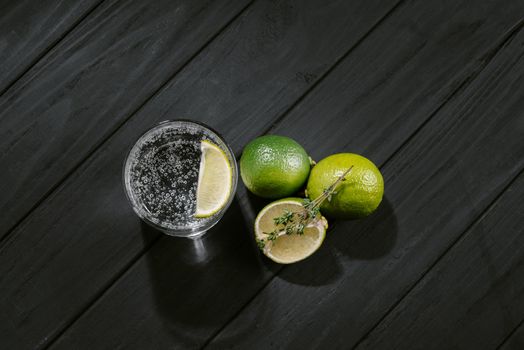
[306,153,384,219]
[240,135,310,199]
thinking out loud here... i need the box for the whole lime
[306,153,384,219]
[240,135,310,199]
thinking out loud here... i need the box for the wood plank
[500,320,524,350]
[0,1,401,349]
[355,171,524,350]
[204,27,524,349]
[0,0,251,239]
[48,1,524,349]
[0,0,101,94]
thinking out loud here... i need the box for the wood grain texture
[205,26,524,349]
[500,320,524,350]
[0,0,250,239]
[49,1,524,349]
[355,171,524,350]
[0,0,101,94]
[0,1,401,349]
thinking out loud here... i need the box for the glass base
[162,228,208,239]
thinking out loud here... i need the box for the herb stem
[257,166,353,251]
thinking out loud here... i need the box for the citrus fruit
[195,140,233,218]
[240,135,310,199]
[254,198,328,264]
[306,153,384,219]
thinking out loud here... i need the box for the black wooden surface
[0,0,251,239]
[357,171,524,349]
[0,0,102,94]
[1,0,523,349]
[502,321,524,350]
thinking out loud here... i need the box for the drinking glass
[123,120,238,238]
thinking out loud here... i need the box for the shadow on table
[337,197,398,259]
[278,197,398,286]
[141,191,397,344]
[141,197,270,347]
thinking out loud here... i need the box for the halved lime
[254,198,328,264]
[195,140,233,218]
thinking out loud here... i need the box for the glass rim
[122,119,238,236]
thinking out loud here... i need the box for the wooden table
[1,1,523,349]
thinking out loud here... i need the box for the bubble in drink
[123,121,237,236]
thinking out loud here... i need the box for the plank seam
[200,0,414,347]
[0,0,107,99]
[12,2,521,349]
[0,0,256,247]
[36,2,257,349]
[203,14,524,350]
[43,1,408,348]
[349,25,524,349]
[260,0,405,136]
[353,168,524,350]
[496,317,524,350]
[40,235,164,350]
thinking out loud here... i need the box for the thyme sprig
[257,166,353,251]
